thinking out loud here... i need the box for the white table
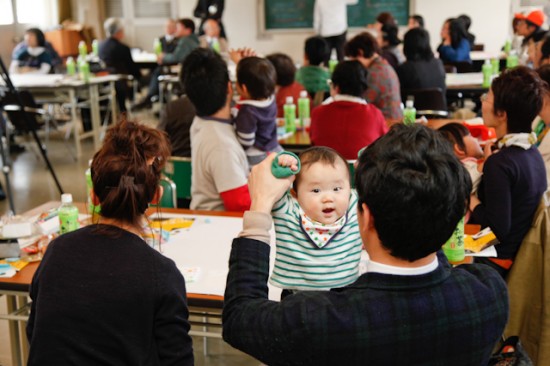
[5,74,119,157]
[446,72,483,88]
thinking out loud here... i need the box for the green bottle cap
[271,151,301,178]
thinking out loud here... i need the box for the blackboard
[263,0,410,31]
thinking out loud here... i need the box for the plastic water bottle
[482,60,492,88]
[79,60,91,83]
[284,96,296,133]
[78,40,88,58]
[66,56,76,76]
[298,90,310,130]
[491,58,499,75]
[403,98,416,126]
[328,49,338,74]
[153,38,162,55]
[92,39,99,56]
[443,217,465,263]
[506,51,518,69]
[59,194,79,235]
[211,38,221,54]
[85,160,101,217]
[504,39,511,55]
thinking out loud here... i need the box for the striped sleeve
[235,106,257,148]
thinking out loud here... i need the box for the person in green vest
[295,36,331,97]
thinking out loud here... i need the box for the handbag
[488,336,533,366]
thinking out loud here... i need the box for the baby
[438,123,484,193]
[270,147,363,294]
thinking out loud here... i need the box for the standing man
[194,0,226,39]
[222,124,508,365]
[314,0,358,61]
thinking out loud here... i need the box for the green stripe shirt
[270,191,363,291]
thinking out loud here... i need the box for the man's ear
[361,203,376,230]
[151,185,164,205]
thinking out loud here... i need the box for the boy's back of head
[355,124,471,261]
[181,48,229,116]
[437,123,470,153]
[266,53,296,87]
[237,57,276,100]
[304,36,330,66]
[331,60,368,97]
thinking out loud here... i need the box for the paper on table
[465,245,497,257]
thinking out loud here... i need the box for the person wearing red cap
[516,10,547,64]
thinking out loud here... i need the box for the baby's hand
[278,154,299,172]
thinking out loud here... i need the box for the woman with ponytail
[26,119,194,365]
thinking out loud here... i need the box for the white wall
[415,0,513,54]
[178,0,516,62]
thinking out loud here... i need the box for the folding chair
[163,157,192,208]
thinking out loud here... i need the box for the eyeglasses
[326,79,333,87]
[480,93,489,103]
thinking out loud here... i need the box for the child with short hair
[295,36,331,95]
[270,147,363,293]
[438,123,484,192]
[234,56,282,165]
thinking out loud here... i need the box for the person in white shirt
[313,0,358,61]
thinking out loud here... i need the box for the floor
[0,112,259,366]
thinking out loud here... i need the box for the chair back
[444,61,473,73]
[402,88,448,118]
[0,89,40,132]
[158,176,177,208]
[163,157,192,203]
[504,190,550,364]
[444,64,457,74]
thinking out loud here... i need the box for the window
[16,0,46,24]
[0,0,14,25]
[133,0,171,18]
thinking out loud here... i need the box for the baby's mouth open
[323,208,334,214]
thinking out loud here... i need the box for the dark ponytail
[91,118,170,229]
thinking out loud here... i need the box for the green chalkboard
[264,0,410,30]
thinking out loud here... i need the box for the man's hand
[248,153,295,214]
[157,53,165,64]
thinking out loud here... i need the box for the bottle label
[59,207,79,234]
[443,217,465,262]
[284,105,296,132]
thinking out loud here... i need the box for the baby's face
[296,161,351,225]
[463,134,484,159]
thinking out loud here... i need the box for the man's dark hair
[331,60,368,97]
[491,66,545,133]
[179,18,196,33]
[403,28,434,61]
[345,32,380,59]
[236,57,276,99]
[181,48,229,116]
[381,23,401,47]
[266,53,296,87]
[355,124,471,262]
[447,18,469,49]
[410,14,424,28]
[304,36,330,66]
[437,123,470,152]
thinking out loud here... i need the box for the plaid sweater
[223,239,508,366]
